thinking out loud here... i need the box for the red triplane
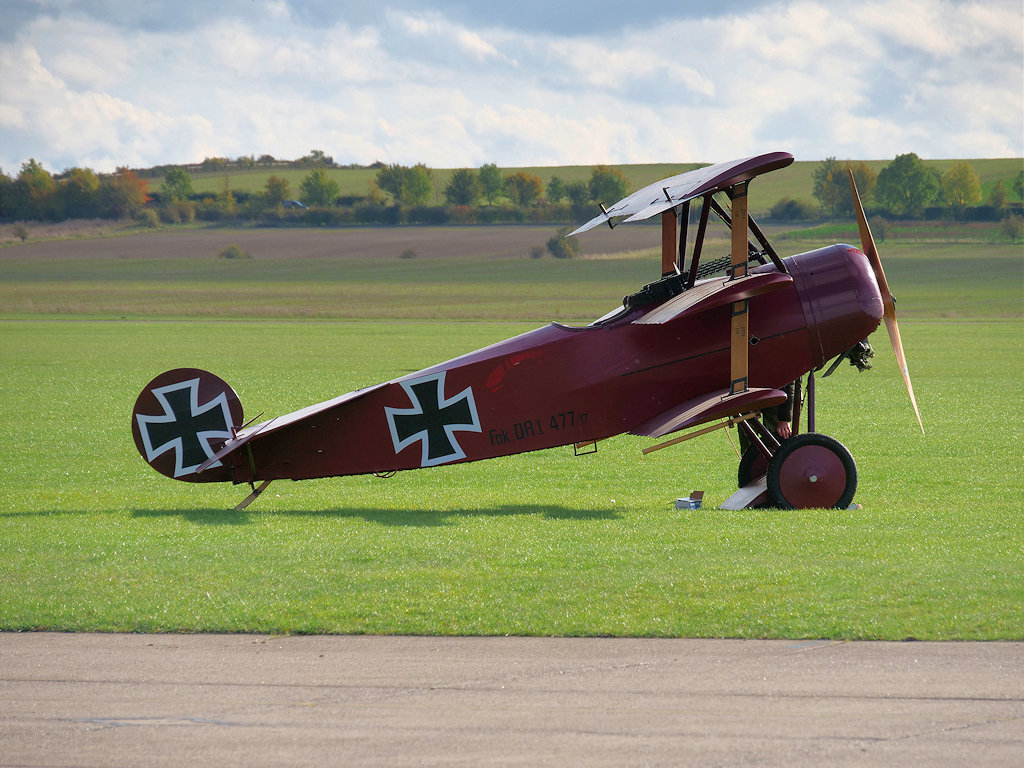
[133,153,922,510]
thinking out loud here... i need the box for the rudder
[131,368,244,483]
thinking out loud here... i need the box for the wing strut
[661,209,677,277]
[678,201,689,272]
[729,181,750,395]
[685,195,713,289]
[708,195,788,274]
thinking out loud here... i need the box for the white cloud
[394,11,511,63]
[0,0,1019,175]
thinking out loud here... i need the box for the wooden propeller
[848,170,924,434]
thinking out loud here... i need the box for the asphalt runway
[1,634,1020,767]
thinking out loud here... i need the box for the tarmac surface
[1,633,1021,767]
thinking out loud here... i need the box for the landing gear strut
[725,371,858,510]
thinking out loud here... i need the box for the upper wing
[569,152,794,236]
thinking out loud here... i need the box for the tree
[812,158,843,214]
[479,163,503,204]
[1001,213,1023,243]
[365,179,387,205]
[298,168,340,207]
[15,159,57,220]
[546,226,581,259]
[546,176,566,203]
[200,157,228,173]
[769,197,816,221]
[0,169,14,219]
[940,161,981,216]
[869,214,892,242]
[297,149,334,168]
[163,167,194,202]
[1013,170,1023,199]
[59,167,100,219]
[263,175,290,208]
[812,158,876,216]
[401,164,433,206]
[443,168,482,206]
[875,153,940,217]
[100,167,148,218]
[372,163,433,205]
[565,180,590,205]
[375,164,407,202]
[588,165,629,205]
[505,171,543,206]
[987,180,1007,212]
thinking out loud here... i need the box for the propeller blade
[848,170,924,434]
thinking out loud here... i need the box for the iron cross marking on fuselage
[136,379,233,477]
[385,372,481,467]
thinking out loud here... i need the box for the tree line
[364,162,629,208]
[0,162,150,223]
[0,155,633,228]
[2,151,1020,231]
[775,153,1024,223]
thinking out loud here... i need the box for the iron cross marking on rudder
[136,378,234,477]
[385,372,481,467]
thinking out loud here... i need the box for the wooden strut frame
[642,413,759,455]
[729,181,750,396]
[661,209,677,277]
[686,195,713,289]
[673,181,789,401]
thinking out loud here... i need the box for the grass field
[1,228,1020,321]
[1,320,1021,638]
[1,228,1021,638]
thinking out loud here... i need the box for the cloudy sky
[1,0,1021,174]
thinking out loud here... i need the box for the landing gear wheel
[766,433,857,509]
[737,446,769,488]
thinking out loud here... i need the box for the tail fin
[131,369,243,483]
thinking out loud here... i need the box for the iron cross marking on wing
[136,378,234,477]
[385,372,481,467]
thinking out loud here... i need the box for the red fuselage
[221,244,883,483]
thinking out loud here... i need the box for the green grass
[2,242,1020,320]
[782,220,1020,244]
[1,319,1022,637]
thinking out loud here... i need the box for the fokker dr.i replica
[133,152,922,510]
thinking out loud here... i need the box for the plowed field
[3,225,664,261]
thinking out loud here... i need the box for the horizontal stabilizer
[570,152,793,236]
[196,416,278,473]
[633,271,792,325]
[196,383,386,474]
[631,387,787,439]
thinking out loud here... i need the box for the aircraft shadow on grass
[130,504,620,527]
